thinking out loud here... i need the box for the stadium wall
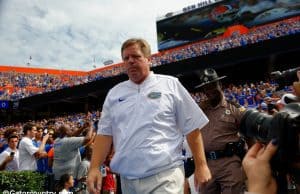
[0,66,87,76]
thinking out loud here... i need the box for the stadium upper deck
[0,16,299,101]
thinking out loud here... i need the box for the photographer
[243,140,278,194]
[0,134,19,171]
[53,121,93,182]
[242,69,300,194]
[19,122,49,171]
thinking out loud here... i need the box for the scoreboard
[156,0,300,51]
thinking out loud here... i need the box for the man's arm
[87,134,112,194]
[186,129,211,190]
[72,123,89,137]
[34,134,49,158]
[82,123,94,146]
[0,155,13,171]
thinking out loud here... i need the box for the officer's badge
[148,92,161,99]
[225,109,231,115]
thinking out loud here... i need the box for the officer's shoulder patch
[239,106,246,112]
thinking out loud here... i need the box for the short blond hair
[121,38,151,58]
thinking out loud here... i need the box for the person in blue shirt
[33,126,49,173]
[245,90,256,108]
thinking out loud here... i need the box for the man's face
[122,44,151,84]
[8,137,19,149]
[64,125,73,137]
[36,129,43,139]
[202,82,223,107]
[29,126,37,138]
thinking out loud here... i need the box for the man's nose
[128,56,136,63]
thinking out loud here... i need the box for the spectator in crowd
[0,131,7,153]
[0,134,19,171]
[19,122,49,171]
[196,68,246,194]
[34,125,49,173]
[236,89,247,107]
[33,125,44,146]
[76,145,93,194]
[0,128,19,154]
[56,173,75,194]
[46,129,56,173]
[101,146,117,194]
[245,89,256,108]
[47,146,54,172]
[53,121,93,181]
[87,38,211,194]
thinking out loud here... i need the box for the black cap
[195,68,226,89]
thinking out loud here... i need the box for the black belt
[205,140,246,160]
[205,150,233,160]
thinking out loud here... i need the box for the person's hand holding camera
[294,70,300,97]
[84,121,92,129]
[5,152,14,163]
[242,140,278,194]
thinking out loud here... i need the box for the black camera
[72,182,87,192]
[240,102,300,192]
[240,102,300,148]
[271,67,300,91]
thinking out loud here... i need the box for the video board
[156,0,300,51]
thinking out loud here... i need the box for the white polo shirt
[19,136,38,171]
[98,72,208,179]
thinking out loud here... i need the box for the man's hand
[87,167,102,194]
[242,140,278,194]
[194,164,211,191]
[42,133,50,143]
[0,155,14,170]
[5,155,14,163]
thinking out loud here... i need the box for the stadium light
[103,60,114,66]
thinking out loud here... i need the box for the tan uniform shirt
[200,98,244,152]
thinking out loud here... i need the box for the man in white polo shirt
[19,122,49,171]
[88,38,211,194]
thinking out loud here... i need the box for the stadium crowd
[0,75,297,193]
[0,15,299,193]
[0,17,299,101]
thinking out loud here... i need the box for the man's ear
[146,56,151,65]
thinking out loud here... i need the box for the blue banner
[0,101,9,109]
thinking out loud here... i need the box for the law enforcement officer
[195,68,246,194]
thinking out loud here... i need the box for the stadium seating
[0,17,299,101]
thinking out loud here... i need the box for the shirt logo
[118,97,125,102]
[148,92,161,99]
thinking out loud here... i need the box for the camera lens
[240,109,274,142]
